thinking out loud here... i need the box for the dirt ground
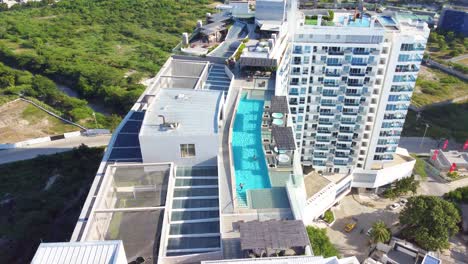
[0,100,78,143]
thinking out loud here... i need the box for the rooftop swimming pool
[379,15,397,26]
[232,96,271,207]
[338,15,371,27]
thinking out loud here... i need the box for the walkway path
[449,54,468,63]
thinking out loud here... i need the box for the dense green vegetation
[411,154,428,179]
[369,221,391,244]
[412,66,468,107]
[383,175,419,199]
[399,196,460,251]
[445,186,468,203]
[0,0,212,115]
[306,226,340,258]
[426,31,468,73]
[0,62,120,128]
[402,102,468,142]
[0,145,104,263]
[323,210,334,224]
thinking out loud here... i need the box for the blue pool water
[339,15,371,27]
[232,97,271,206]
[379,16,396,26]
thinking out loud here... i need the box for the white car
[390,203,401,210]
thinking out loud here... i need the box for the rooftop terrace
[140,88,223,137]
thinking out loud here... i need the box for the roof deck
[140,88,223,137]
[303,171,332,200]
[84,163,173,263]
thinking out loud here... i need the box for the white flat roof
[31,241,124,264]
[140,88,223,137]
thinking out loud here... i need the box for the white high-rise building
[288,10,429,187]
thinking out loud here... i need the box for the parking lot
[324,191,468,263]
[325,193,402,261]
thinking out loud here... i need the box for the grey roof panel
[239,220,309,251]
[270,96,288,113]
[272,127,296,151]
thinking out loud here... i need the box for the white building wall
[139,134,219,166]
[364,26,428,170]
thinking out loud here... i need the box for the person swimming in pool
[239,183,244,190]
[252,154,257,161]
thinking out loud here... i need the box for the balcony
[337,137,353,142]
[342,111,358,116]
[349,72,365,77]
[390,87,413,93]
[320,102,337,107]
[347,82,364,87]
[351,61,367,66]
[353,49,370,55]
[341,119,356,125]
[316,130,332,135]
[324,82,339,87]
[318,121,334,126]
[339,129,354,134]
[291,71,301,76]
[319,111,336,116]
[327,62,342,67]
[344,102,360,107]
[325,71,341,77]
[292,49,303,54]
[345,92,361,97]
[328,50,344,56]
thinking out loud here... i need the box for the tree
[370,221,391,244]
[445,186,468,203]
[306,226,340,258]
[383,175,419,199]
[399,196,461,251]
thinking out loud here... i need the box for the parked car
[399,198,408,206]
[390,203,401,210]
[344,222,356,232]
[366,228,373,236]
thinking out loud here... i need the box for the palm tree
[370,221,391,244]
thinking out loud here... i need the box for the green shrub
[383,175,419,199]
[323,210,334,224]
[447,171,459,179]
[445,186,468,203]
[306,226,340,258]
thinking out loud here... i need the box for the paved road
[418,172,468,197]
[399,137,463,154]
[0,135,111,165]
[450,54,468,63]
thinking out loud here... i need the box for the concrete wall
[139,134,219,167]
[352,158,415,188]
[302,183,337,223]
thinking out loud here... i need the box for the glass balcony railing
[349,72,366,77]
[347,82,364,87]
[342,111,359,116]
[325,71,341,77]
[351,60,367,66]
[328,50,344,55]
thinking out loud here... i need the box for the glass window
[180,144,196,157]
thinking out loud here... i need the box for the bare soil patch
[0,100,77,143]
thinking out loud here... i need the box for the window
[180,144,196,157]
